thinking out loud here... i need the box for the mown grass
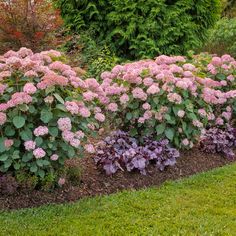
[0,163,236,236]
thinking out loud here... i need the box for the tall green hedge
[56,0,221,59]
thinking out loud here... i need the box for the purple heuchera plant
[200,125,236,159]
[94,130,180,175]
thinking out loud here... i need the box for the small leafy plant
[94,130,180,175]
[200,125,236,159]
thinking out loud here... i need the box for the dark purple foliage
[94,130,180,175]
[0,174,18,195]
[200,125,236,159]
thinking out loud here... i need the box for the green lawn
[1,164,236,236]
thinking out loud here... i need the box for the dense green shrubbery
[204,18,236,57]
[59,31,119,78]
[222,0,236,17]
[56,0,221,60]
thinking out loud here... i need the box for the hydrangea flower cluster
[94,130,180,175]
[0,47,105,179]
[100,53,236,148]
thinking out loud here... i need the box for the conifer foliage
[56,0,221,59]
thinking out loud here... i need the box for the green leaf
[36,159,44,167]
[40,109,53,123]
[68,147,76,158]
[30,165,38,173]
[56,104,66,112]
[22,153,33,162]
[53,93,65,104]
[19,104,29,112]
[165,128,175,141]
[20,129,33,141]
[156,123,166,135]
[43,160,50,166]
[4,159,12,169]
[152,97,159,105]
[187,113,197,120]
[12,151,20,159]
[130,128,138,136]
[29,105,36,114]
[38,169,45,178]
[164,114,171,121]
[4,126,15,136]
[45,86,55,95]
[49,127,59,137]
[126,113,132,120]
[216,73,226,81]
[0,154,8,162]
[35,137,43,146]
[14,163,21,170]
[13,116,25,128]
[0,138,6,153]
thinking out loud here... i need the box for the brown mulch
[0,149,235,211]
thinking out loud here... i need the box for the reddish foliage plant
[0,0,62,52]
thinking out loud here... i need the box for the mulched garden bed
[0,149,235,211]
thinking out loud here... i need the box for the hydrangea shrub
[0,47,106,179]
[100,54,236,149]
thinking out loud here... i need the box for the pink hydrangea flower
[33,148,46,159]
[167,93,182,104]
[227,75,234,82]
[79,107,91,118]
[62,130,74,142]
[147,84,160,95]
[57,117,72,131]
[132,88,147,101]
[182,139,189,146]
[0,103,8,112]
[84,144,95,153]
[4,139,13,148]
[58,177,66,186]
[70,139,81,148]
[87,124,95,130]
[95,113,105,122]
[107,103,118,112]
[34,126,49,136]
[75,131,85,139]
[94,107,102,113]
[177,110,185,118]
[143,111,152,120]
[44,96,54,104]
[23,83,37,94]
[198,109,207,117]
[143,77,154,86]
[24,141,36,151]
[120,94,129,104]
[24,70,38,78]
[65,101,79,115]
[50,154,59,161]
[8,92,32,107]
[222,111,231,121]
[192,120,203,128]
[142,103,151,110]
[0,84,7,95]
[215,117,224,126]
[138,117,146,123]
[0,112,7,125]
